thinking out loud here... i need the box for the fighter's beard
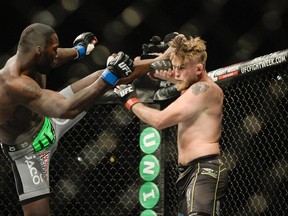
[176,80,192,92]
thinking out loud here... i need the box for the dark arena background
[0,0,288,216]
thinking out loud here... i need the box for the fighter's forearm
[62,77,111,118]
[63,54,168,117]
[131,103,165,130]
[53,48,78,67]
[70,69,104,93]
[70,58,153,100]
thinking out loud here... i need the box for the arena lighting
[112,106,135,127]
[272,159,288,182]
[234,159,288,215]
[31,10,56,27]
[239,33,258,52]
[103,0,155,43]
[60,0,80,12]
[0,0,85,63]
[103,20,128,43]
[262,10,282,31]
[117,184,139,212]
[73,132,118,169]
[221,150,237,171]
[54,179,78,203]
[30,0,84,27]
[77,156,83,162]
[248,194,268,214]
[269,77,288,99]
[91,45,112,67]
[177,22,200,37]
[242,115,262,135]
[122,6,143,27]
[203,0,228,12]
[91,183,139,214]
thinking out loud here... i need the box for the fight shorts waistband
[178,154,220,173]
[1,117,55,153]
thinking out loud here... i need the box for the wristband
[74,45,85,59]
[125,98,140,110]
[101,69,119,86]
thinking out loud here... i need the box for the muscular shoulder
[2,73,42,106]
[189,81,223,106]
[190,81,210,96]
[190,81,222,96]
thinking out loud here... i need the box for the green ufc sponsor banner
[139,126,161,215]
[139,127,161,154]
[139,182,160,209]
[140,209,157,216]
[139,155,160,181]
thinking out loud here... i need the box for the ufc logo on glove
[119,86,134,97]
[118,62,132,76]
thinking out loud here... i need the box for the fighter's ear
[196,63,204,75]
[35,45,43,56]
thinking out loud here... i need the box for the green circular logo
[139,182,160,209]
[139,127,161,154]
[140,209,157,216]
[139,155,160,181]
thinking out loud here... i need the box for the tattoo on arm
[191,82,209,95]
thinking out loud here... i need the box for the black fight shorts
[177,154,228,216]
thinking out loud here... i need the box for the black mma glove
[114,84,140,110]
[73,32,96,59]
[101,51,134,86]
[153,84,180,101]
[150,59,173,79]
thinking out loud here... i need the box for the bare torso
[0,56,45,145]
[177,79,223,164]
[131,77,224,165]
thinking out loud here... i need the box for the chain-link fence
[1,50,288,215]
[220,63,288,216]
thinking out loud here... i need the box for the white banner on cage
[208,49,288,82]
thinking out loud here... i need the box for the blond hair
[169,36,207,68]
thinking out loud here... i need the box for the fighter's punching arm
[120,43,174,83]
[70,51,134,94]
[117,51,170,84]
[53,32,97,67]
[114,83,207,130]
[114,84,179,130]
[114,84,172,129]
[7,52,133,119]
[71,52,170,93]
